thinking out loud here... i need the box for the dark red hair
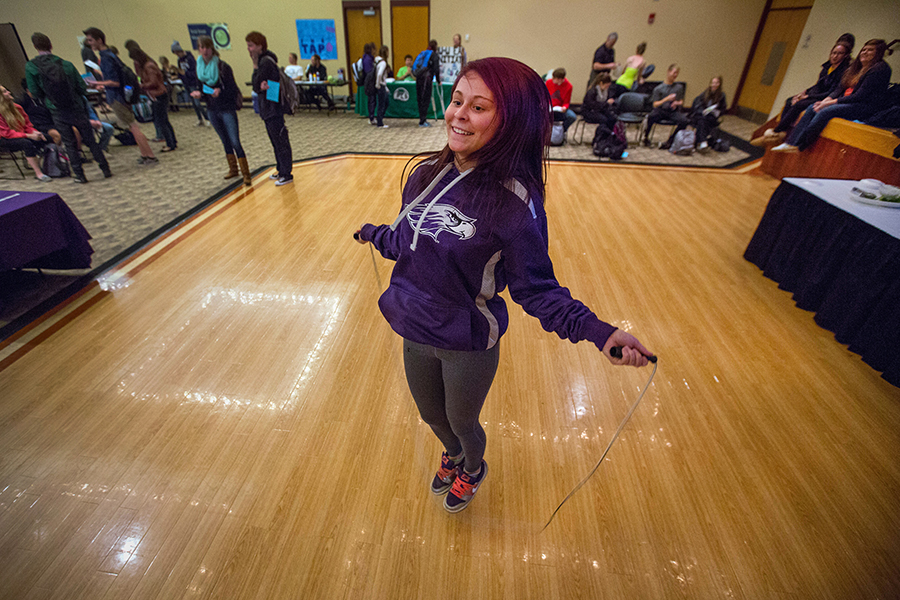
[406,57,550,204]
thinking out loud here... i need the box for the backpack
[550,120,566,146]
[131,95,152,122]
[412,50,432,77]
[669,129,695,155]
[592,124,626,160]
[42,144,70,178]
[35,57,79,110]
[262,56,300,115]
[364,60,380,96]
[113,55,142,104]
[711,137,731,152]
[351,58,364,85]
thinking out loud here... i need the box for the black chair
[0,148,27,179]
[615,92,649,144]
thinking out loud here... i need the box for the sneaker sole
[431,481,453,496]
[443,462,487,513]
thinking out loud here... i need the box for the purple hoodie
[359,161,617,352]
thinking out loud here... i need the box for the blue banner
[296,19,338,60]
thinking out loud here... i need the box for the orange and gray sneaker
[444,460,487,513]
[431,451,464,495]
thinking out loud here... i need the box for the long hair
[129,48,152,71]
[405,57,550,205]
[841,39,887,90]
[0,88,25,131]
[703,75,724,104]
[197,35,219,58]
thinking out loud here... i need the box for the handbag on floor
[42,144,70,178]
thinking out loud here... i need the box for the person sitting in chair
[643,63,687,149]
[690,75,727,151]
[546,68,577,133]
[305,54,335,110]
[581,72,622,130]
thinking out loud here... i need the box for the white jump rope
[354,232,658,530]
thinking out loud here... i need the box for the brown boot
[238,156,251,186]
[224,154,239,179]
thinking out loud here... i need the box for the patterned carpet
[0,107,759,333]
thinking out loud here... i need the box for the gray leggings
[403,339,500,472]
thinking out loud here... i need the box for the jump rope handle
[610,346,658,363]
[353,231,361,241]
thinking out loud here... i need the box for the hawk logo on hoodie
[406,203,476,243]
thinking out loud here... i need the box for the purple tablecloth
[0,191,93,271]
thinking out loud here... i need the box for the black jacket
[829,60,892,113]
[581,84,624,121]
[201,60,241,112]
[805,58,850,101]
[252,50,284,119]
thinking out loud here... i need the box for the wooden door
[390,1,429,76]
[343,2,383,95]
[735,0,813,123]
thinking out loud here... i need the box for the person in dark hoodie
[414,39,440,127]
[355,57,653,514]
[773,39,891,153]
[25,32,111,183]
[246,30,292,185]
[752,41,852,146]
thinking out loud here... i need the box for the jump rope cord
[368,244,383,290]
[541,358,658,532]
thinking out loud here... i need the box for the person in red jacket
[546,68,576,133]
[0,85,50,180]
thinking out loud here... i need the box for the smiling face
[858,43,877,66]
[445,73,499,170]
[0,86,13,101]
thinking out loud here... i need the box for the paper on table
[266,80,280,102]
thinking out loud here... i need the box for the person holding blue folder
[246,30,292,186]
[193,35,251,186]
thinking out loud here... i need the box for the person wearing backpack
[25,32,111,183]
[247,31,292,186]
[413,40,440,127]
[83,27,157,166]
[371,46,391,128]
[193,35,251,186]
[361,43,377,125]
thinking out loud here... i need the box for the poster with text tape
[295,20,337,60]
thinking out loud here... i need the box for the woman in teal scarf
[192,35,251,185]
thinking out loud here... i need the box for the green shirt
[25,54,87,113]
[396,66,414,80]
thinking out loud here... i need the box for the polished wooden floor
[1,157,898,599]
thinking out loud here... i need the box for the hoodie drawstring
[390,164,472,251]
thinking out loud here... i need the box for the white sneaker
[269,173,279,180]
[698,141,708,151]
[275,176,293,186]
[380,124,389,128]
[771,143,799,153]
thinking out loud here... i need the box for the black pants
[646,108,690,143]
[151,96,177,149]
[264,115,292,177]
[691,113,719,146]
[583,107,617,130]
[774,96,816,133]
[308,85,334,109]
[416,76,433,124]
[53,110,109,177]
[366,91,377,122]
[0,137,44,157]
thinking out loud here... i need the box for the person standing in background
[83,27,157,165]
[588,32,618,88]
[247,30,293,186]
[453,33,467,68]
[26,32,111,183]
[172,41,209,126]
[414,40,439,127]
[130,47,177,152]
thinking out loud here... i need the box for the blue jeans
[787,102,871,150]
[208,109,245,158]
[97,122,114,152]
[375,86,390,125]
[151,96,177,149]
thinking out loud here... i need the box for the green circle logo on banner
[212,26,230,48]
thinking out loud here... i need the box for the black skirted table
[0,191,93,272]
[745,178,900,387]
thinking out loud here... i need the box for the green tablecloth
[355,80,453,119]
